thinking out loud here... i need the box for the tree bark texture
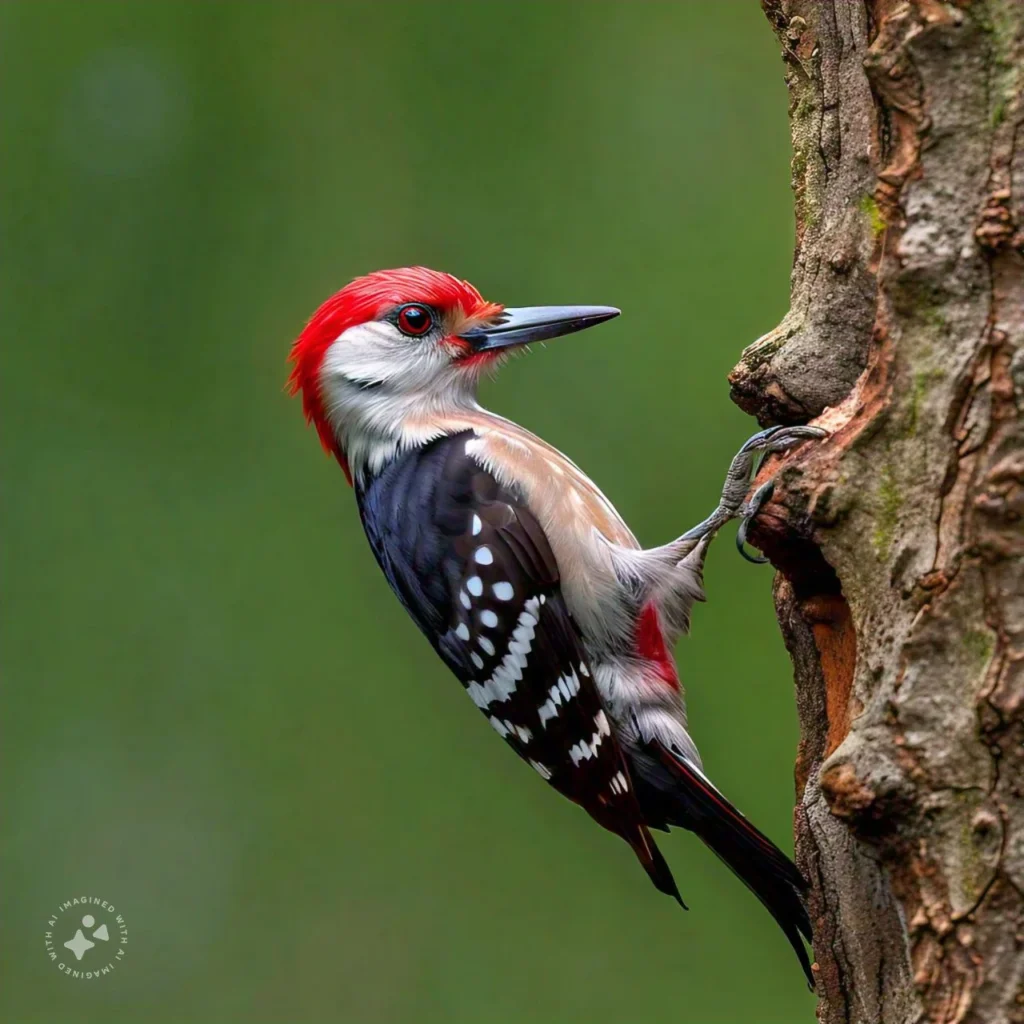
[730,3,1024,1022]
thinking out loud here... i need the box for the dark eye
[396,304,433,337]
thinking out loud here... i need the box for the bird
[288,266,824,987]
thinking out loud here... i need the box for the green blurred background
[2,3,811,1022]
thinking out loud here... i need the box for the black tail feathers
[652,745,815,989]
[625,824,688,910]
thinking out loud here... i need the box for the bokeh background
[2,3,811,1022]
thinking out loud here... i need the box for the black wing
[356,431,679,902]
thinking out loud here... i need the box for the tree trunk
[729,3,1024,1022]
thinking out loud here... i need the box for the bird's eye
[396,304,433,337]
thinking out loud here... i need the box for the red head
[288,266,618,482]
[288,268,501,460]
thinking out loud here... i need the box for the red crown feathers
[288,267,499,482]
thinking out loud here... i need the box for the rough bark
[730,3,1024,1022]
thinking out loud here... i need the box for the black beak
[458,304,620,352]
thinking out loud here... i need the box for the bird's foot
[679,424,828,554]
[734,426,828,563]
[736,479,776,563]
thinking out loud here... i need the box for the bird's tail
[654,743,815,989]
[623,822,688,910]
[588,799,688,910]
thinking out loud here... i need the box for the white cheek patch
[316,320,474,480]
[321,322,401,393]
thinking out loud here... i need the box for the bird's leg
[672,425,827,562]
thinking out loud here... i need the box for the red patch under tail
[635,601,679,688]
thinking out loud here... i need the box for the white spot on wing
[480,610,498,628]
[467,576,483,597]
[539,673,577,729]
[609,770,629,795]
[474,546,493,565]
[460,590,471,609]
[478,636,496,656]
[455,623,470,641]
[463,600,539,710]
[538,699,558,728]
[492,582,514,601]
[588,712,610,758]
[569,711,612,764]
[557,674,574,702]
[471,514,482,536]
[569,741,592,766]
[530,759,552,780]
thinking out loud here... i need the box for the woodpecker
[288,267,824,986]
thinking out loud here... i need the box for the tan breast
[410,407,639,640]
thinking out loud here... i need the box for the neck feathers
[341,390,480,485]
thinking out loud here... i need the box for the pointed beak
[458,304,620,352]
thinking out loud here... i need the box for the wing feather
[357,432,680,902]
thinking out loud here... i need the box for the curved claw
[733,428,828,563]
[763,425,828,454]
[736,479,776,565]
[738,424,828,456]
[738,425,788,454]
[736,518,769,564]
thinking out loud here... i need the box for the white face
[318,305,495,446]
